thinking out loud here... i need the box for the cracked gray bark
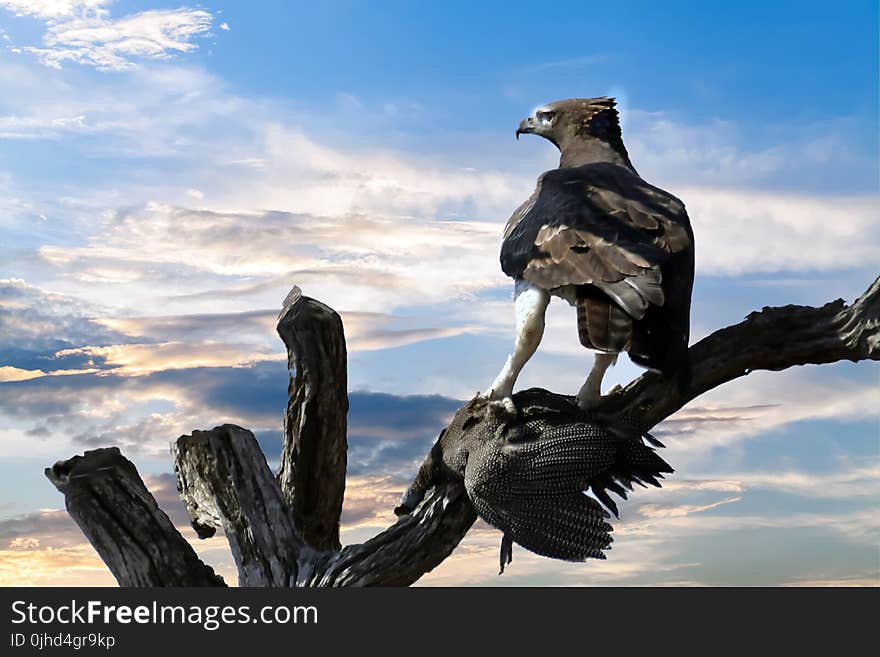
[46,276,879,586]
[173,425,303,586]
[45,448,225,586]
[276,287,348,552]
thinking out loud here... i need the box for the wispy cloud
[650,371,880,466]
[53,342,283,376]
[685,464,880,499]
[1,1,216,71]
[34,204,509,317]
[0,1,107,20]
[518,54,607,73]
[682,187,879,275]
[637,496,743,519]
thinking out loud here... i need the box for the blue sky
[0,0,877,586]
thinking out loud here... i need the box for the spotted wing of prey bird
[395,394,674,573]
[488,97,695,409]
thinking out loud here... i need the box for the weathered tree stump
[46,277,879,586]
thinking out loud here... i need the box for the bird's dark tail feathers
[576,296,631,352]
[586,432,673,519]
[465,421,673,572]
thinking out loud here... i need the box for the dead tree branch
[173,425,303,586]
[45,448,225,586]
[47,276,879,586]
[276,287,348,552]
[596,275,880,431]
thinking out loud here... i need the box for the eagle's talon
[487,397,517,416]
[576,391,603,411]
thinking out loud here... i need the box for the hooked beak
[515,116,536,140]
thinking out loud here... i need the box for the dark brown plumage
[501,97,695,373]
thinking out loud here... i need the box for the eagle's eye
[536,110,556,124]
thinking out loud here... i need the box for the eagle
[487,97,695,409]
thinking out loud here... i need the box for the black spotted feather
[456,400,673,572]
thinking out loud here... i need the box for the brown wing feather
[504,165,692,318]
[499,162,694,373]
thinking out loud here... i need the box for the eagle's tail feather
[576,296,631,352]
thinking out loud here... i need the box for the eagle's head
[516,97,632,168]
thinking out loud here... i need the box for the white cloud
[28,9,213,71]
[0,0,108,19]
[0,365,99,381]
[625,107,876,193]
[2,1,216,71]
[36,204,509,315]
[683,187,879,275]
[235,123,527,219]
[0,277,124,351]
[53,341,282,376]
[698,464,880,499]
[1,282,480,380]
[637,496,742,519]
[0,365,45,382]
[651,368,880,471]
[783,573,880,587]
[2,58,876,288]
[0,58,248,155]
[42,316,476,377]
[0,113,87,139]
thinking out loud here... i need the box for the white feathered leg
[487,279,550,401]
[577,352,618,410]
